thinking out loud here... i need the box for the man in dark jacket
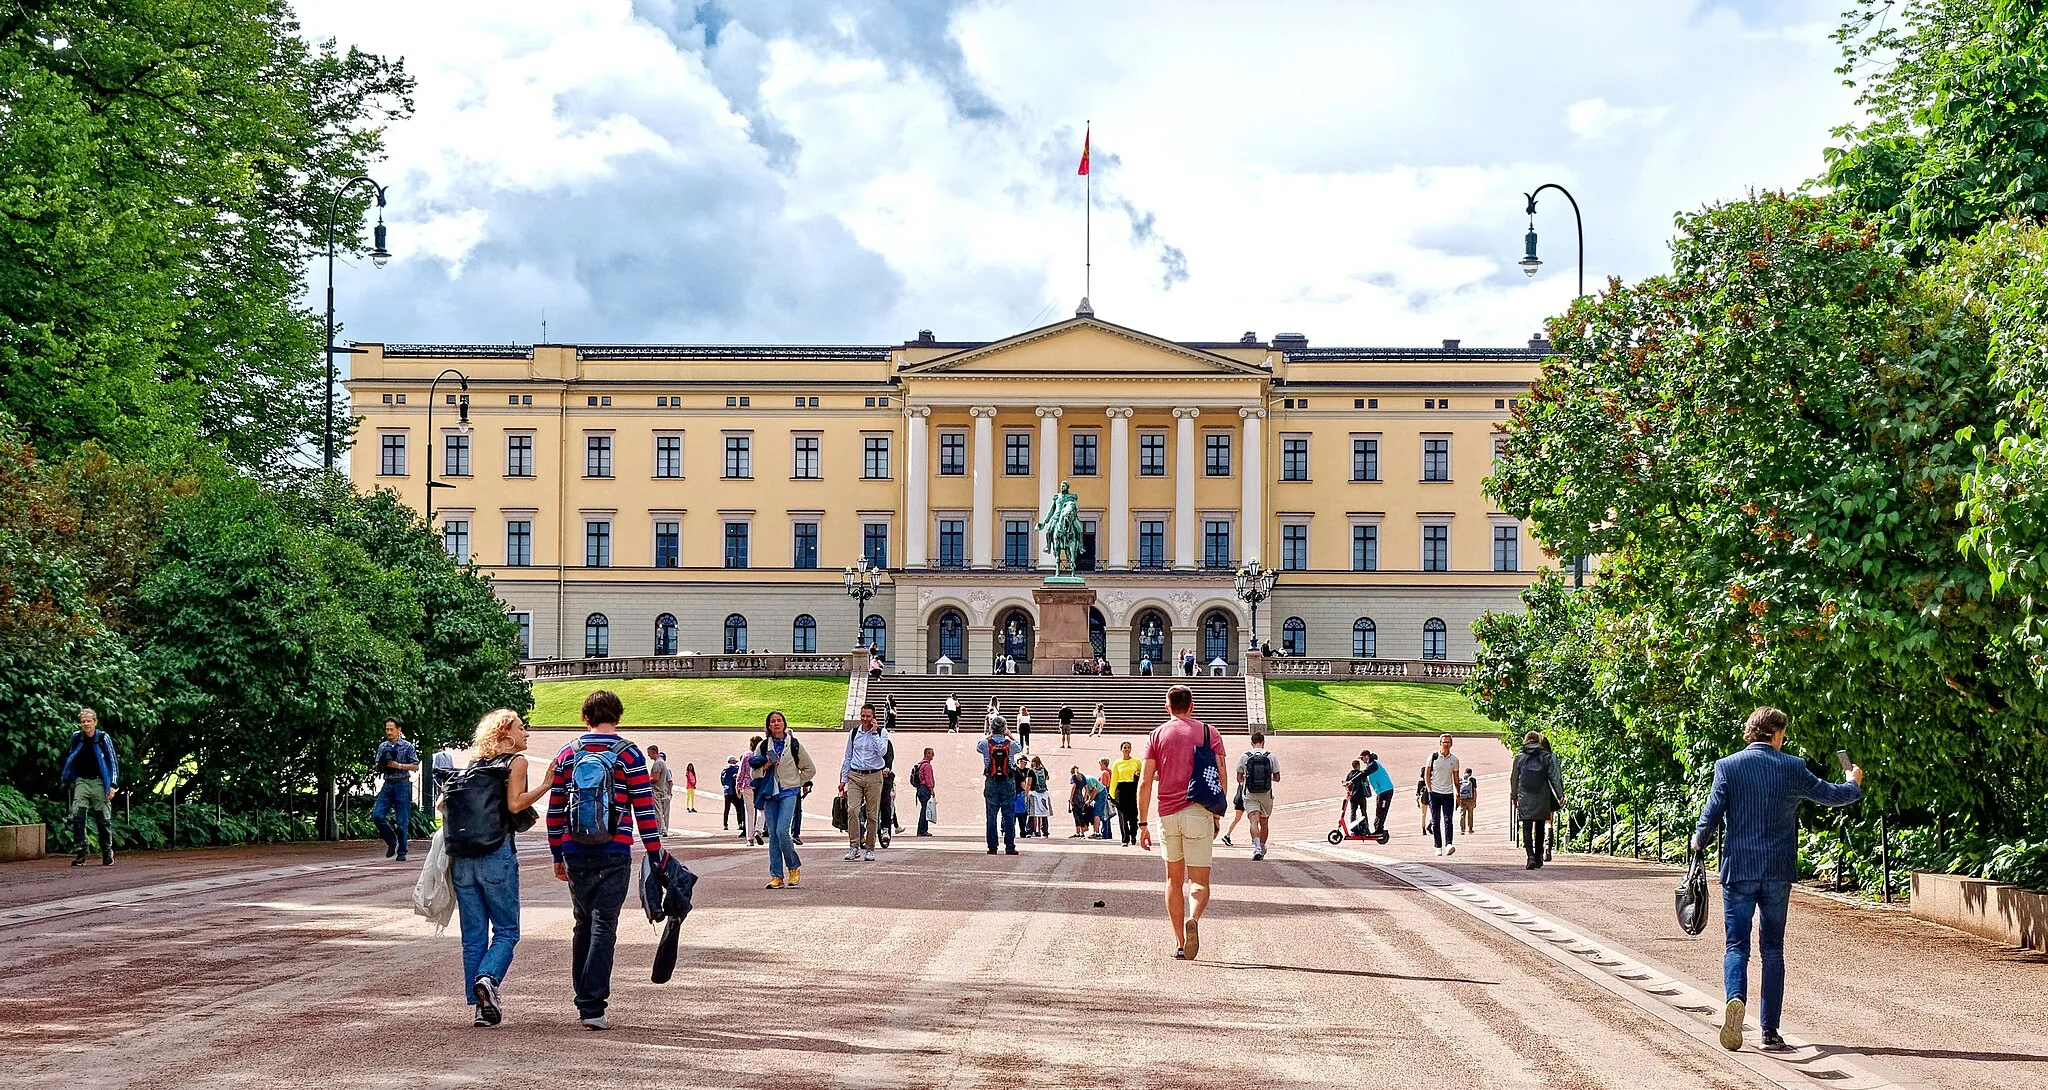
[1692,706,1862,1054]
[1509,732,1563,869]
[60,707,118,866]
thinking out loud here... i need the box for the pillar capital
[1173,407,1201,420]
[1104,407,1135,420]
[907,405,932,419]
[1035,405,1064,419]
[969,406,999,420]
[1239,406,1266,420]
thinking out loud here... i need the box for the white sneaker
[863,849,876,861]
[580,1015,611,1031]
[1445,844,1456,856]
[844,849,861,861]
[1434,846,1444,856]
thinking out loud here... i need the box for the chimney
[1272,333,1308,351]
[916,329,935,344]
[1240,331,1259,345]
[1441,338,1461,351]
[1528,333,1552,352]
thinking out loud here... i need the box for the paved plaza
[2,730,2041,1090]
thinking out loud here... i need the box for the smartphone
[1836,749,1853,774]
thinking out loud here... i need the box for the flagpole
[1084,119,1091,303]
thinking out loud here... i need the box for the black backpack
[1243,751,1274,794]
[1518,751,1554,804]
[443,755,515,858]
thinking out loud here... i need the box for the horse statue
[1037,480,1085,578]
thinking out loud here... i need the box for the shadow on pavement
[1213,960,1500,986]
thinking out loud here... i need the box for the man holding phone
[1692,706,1863,1054]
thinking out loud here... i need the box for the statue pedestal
[1032,583,1098,673]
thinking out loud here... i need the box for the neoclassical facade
[346,310,1550,672]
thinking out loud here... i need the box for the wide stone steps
[863,673,1250,734]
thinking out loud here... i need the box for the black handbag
[831,794,849,832]
[1676,849,1709,936]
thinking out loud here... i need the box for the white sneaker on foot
[1719,998,1745,1051]
[1445,844,1456,856]
[1434,846,1444,856]
[863,849,876,861]
[581,1014,611,1031]
[843,849,861,861]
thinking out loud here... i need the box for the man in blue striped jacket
[1692,705,1862,1054]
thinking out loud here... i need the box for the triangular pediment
[902,317,1268,377]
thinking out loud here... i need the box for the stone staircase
[862,672,1252,734]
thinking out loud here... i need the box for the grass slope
[529,677,849,729]
[1265,679,1495,733]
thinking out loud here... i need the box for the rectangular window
[863,435,890,479]
[724,522,750,569]
[510,612,531,660]
[1282,524,1309,570]
[1352,437,1379,481]
[1423,437,1450,481]
[654,521,680,568]
[1423,525,1449,572]
[506,434,534,477]
[1282,437,1309,481]
[1493,524,1520,572]
[1205,433,1231,477]
[1005,433,1031,475]
[939,432,965,476]
[1138,521,1166,568]
[655,435,682,479]
[937,519,965,568]
[1079,519,1097,571]
[793,435,820,479]
[724,435,751,478]
[442,520,469,560]
[444,433,471,477]
[379,433,406,476]
[585,435,613,478]
[1071,432,1098,476]
[1003,519,1033,568]
[505,520,532,566]
[1203,520,1232,568]
[585,521,611,568]
[792,522,818,569]
[863,523,889,568]
[1139,433,1166,476]
[1352,524,1379,572]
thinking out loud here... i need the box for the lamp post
[1519,182,1588,588]
[424,369,471,529]
[323,176,392,471]
[843,557,882,651]
[1233,558,1278,659]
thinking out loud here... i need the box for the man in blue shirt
[1692,706,1862,1053]
[839,702,890,861]
[60,707,119,866]
[371,719,421,861]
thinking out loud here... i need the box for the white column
[1173,407,1199,568]
[1106,407,1132,568]
[905,406,931,567]
[1035,406,1062,567]
[970,406,997,568]
[1239,406,1264,566]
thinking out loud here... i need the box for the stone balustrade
[524,653,853,681]
[1261,657,1476,684]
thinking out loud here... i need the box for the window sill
[1420,478,1452,484]
[377,473,409,478]
[583,475,616,480]
[652,475,685,481]
[791,475,821,481]
[503,474,536,480]
[723,476,754,481]
[1351,477,1380,483]
[1281,477,1312,484]
[862,476,893,482]
[440,474,474,479]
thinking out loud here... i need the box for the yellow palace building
[346,307,1550,671]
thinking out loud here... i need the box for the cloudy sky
[298,0,1856,353]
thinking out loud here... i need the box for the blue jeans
[763,792,800,878]
[916,790,933,836]
[451,841,520,996]
[984,784,1017,852]
[1722,879,1792,1031]
[371,780,412,858]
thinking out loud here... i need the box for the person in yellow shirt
[1110,741,1144,846]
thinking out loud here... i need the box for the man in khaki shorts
[1137,685,1227,961]
[1234,731,1280,861]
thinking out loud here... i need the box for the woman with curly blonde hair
[448,708,549,1028]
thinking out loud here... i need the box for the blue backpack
[1186,731,1229,817]
[566,737,634,846]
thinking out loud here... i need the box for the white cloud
[298,0,1855,351]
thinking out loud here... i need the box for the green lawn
[1265,679,1497,733]
[529,677,849,729]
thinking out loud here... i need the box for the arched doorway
[995,607,1033,671]
[1281,616,1307,656]
[1200,609,1237,668]
[1088,608,1107,659]
[927,608,966,667]
[1131,608,1169,671]
[723,613,748,653]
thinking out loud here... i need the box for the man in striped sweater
[547,689,666,1030]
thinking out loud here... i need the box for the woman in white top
[1016,707,1033,750]
[1091,703,1106,737]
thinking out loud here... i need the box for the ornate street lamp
[424,368,470,530]
[323,176,392,471]
[843,557,883,651]
[1520,182,1588,588]
[1233,558,1278,656]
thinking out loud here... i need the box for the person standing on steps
[979,718,1022,855]
[752,711,816,889]
[1091,703,1106,738]
[1016,706,1033,752]
[1421,734,1461,856]
[911,747,938,836]
[371,718,421,862]
[838,702,889,862]
[1110,741,1143,846]
[60,707,118,867]
[945,693,961,733]
[1136,685,1226,961]
[1235,731,1280,861]
[544,690,666,1031]
[1456,765,1478,835]
[1059,703,1074,748]
[985,697,1003,736]
[1510,732,1563,869]
[1692,706,1862,1055]
[884,694,900,733]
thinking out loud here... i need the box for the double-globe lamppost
[1518,182,1589,589]
[844,557,883,656]
[1233,558,1278,663]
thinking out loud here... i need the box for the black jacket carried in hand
[639,852,699,984]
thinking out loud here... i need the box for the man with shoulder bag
[1136,685,1228,960]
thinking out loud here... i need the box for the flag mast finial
[1078,121,1092,318]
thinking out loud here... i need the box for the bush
[37,793,435,853]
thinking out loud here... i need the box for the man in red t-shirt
[1137,685,1227,960]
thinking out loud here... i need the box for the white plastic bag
[411,829,455,933]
